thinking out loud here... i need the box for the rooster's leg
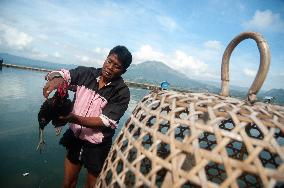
[36,129,45,153]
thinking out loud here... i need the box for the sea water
[0,67,148,188]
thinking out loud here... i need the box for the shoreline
[1,63,162,91]
[2,63,53,72]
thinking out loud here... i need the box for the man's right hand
[43,77,64,99]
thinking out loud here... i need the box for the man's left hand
[58,113,77,124]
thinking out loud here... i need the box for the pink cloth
[70,85,108,144]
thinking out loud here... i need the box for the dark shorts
[59,129,112,176]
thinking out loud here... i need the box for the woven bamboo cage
[96,32,284,188]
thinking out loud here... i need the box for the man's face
[102,54,124,81]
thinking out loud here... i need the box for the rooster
[36,81,73,153]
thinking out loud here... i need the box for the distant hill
[199,80,250,93]
[0,53,78,70]
[124,61,220,93]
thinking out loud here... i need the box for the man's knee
[63,157,81,188]
[85,170,97,188]
[63,178,77,188]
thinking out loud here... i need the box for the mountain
[0,53,78,70]
[199,80,250,93]
[124,61,220,93]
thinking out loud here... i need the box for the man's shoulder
[109,77,129,95]
[117,78,130,95]
[75,66,99,71]
[73,66,101,76]
[114,77,129,88]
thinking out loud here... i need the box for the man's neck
[98,76,110,89]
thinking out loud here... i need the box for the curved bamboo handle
[220,32,270,102]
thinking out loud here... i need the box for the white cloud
[133,45,165,63]
[243,68,256,77]
[133,44,210,78]
[37,34,49,40]
[74,53,104,67]
[94,47,102,53]
[89,47,110,66]
[76,55,90,63]
[53,52,62,58]
[244,10,284,31]
[173,50,208,76]
[29,48,48,59]
[93,47,110,56]
[156,16,178,32]
[204,40,222,50]
[0,23,33,49]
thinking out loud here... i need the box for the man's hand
[43,77,64,99]
[58,113,77,124]
[55,127,62,136]
[58,113,105,128]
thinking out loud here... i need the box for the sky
[0,0,283,90]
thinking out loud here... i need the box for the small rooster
[36,81,73,153]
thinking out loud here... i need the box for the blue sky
[0,0,283,90]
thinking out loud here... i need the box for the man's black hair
[109,45,132,72]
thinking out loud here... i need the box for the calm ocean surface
[0,67,148,188]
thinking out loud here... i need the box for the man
[43,46,132,188]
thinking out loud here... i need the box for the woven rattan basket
[96,32,284,188]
